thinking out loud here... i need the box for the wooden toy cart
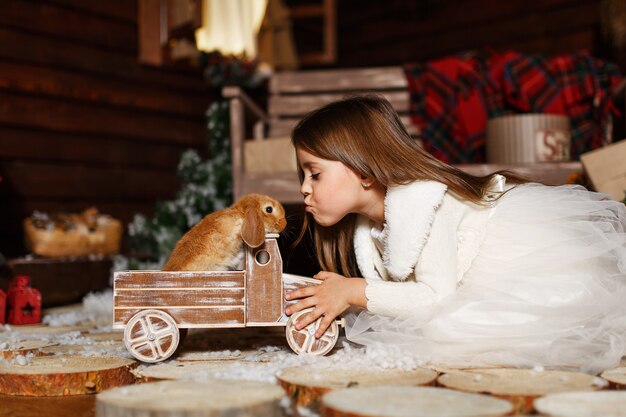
[113,234,342,363]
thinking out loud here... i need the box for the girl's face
[296,147,367,227]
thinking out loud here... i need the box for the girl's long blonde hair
[292,95,526,277]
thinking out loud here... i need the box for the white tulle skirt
[345,183,626,375]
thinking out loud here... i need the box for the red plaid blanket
[404,50,622,163]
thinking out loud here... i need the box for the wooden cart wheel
[286,307,339,355]
[123,309,180,363]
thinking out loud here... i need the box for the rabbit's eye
[265,206,273,214]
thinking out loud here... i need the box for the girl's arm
[284,262,455,337]
[285,272,367,338]
[286,201,460,337]
[364,210,459,318]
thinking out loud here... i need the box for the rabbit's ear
[241,208,265,248]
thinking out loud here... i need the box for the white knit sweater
[353,175,505,319]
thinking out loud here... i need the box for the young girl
[284,95,626,374]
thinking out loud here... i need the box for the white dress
[345,182,626,375]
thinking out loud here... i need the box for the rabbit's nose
[277,218,287,231]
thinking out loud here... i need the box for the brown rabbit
[162,194,287,271]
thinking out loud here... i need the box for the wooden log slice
[0,354,137,396]
[437,368,607,414]
[1,324,92,336]
[135,360,266,382]
[534,391,626,417]
[173,347,278,363]
[600,367,626,389]
[1,393,96,417]
[175,348,254,362]
[42,302,83,315]
[39,341,126,356]
[278,365,438,410]
[432,363,500,374]
[322,386,513,417]
[85,332,124,342]
[0,340,57,359]
[96,379,285,417]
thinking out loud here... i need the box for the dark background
[0,0,622,272]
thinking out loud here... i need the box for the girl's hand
[284,271,367,338]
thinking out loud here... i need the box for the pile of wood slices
[1,312,626,417]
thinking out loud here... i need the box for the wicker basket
[23,208,123,258]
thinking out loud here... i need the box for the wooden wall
[0,0,619,260]
[336,0,611,68]
[0,0,212,257]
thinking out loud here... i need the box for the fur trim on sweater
[354,181,447,281]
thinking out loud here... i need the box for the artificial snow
[0,289,130,359]
[14,355,29,366]
[593,377,609,387]
[164,341,426,385]
[43,289,113,328]
[3,288,429,384]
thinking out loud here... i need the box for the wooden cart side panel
[113,306,245,328]
[114,288,245,307]
[283,273,322,313]
[114,270,245,289]
[246,238,283,324]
